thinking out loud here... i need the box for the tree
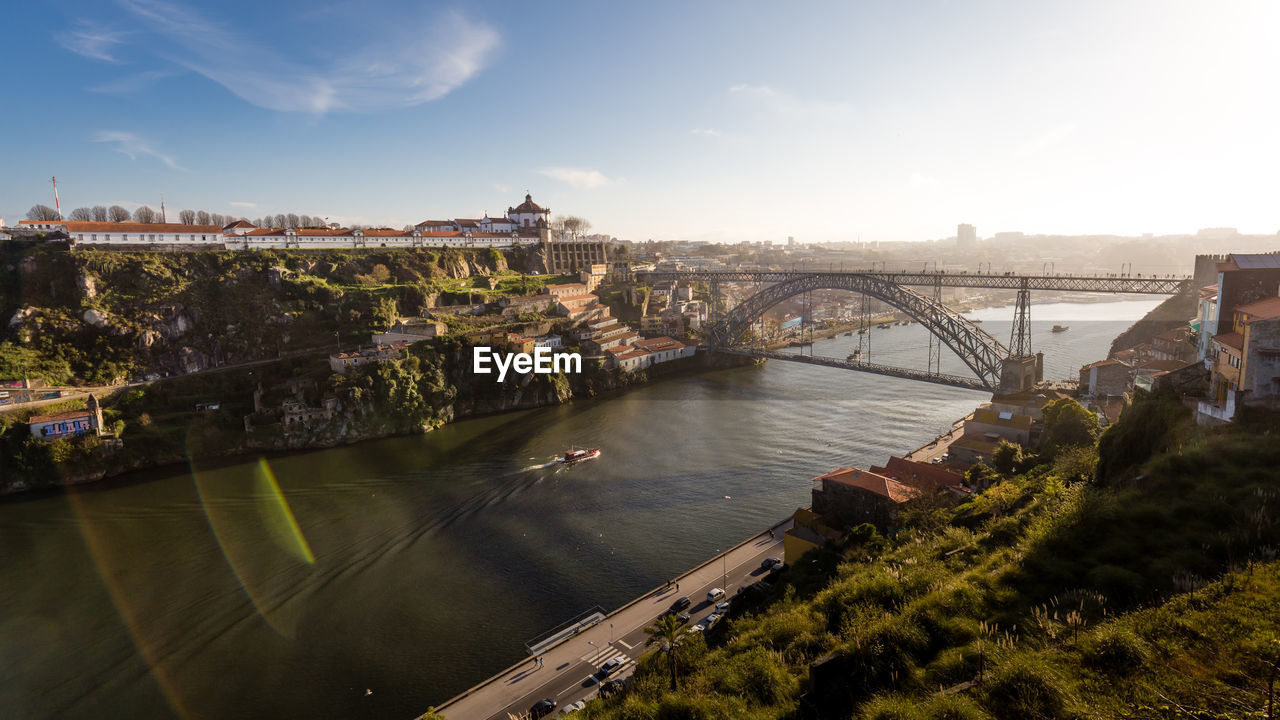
[195,210,211,225]
[133,206,158,223]
[91,205,108,221]
[991,440,1024,476]
[273,213,287,227]
[285,213,300,228]
[560,215,592,238]
[26,204,60,221]
[107,205,131,222]
[68,207,93,221]
[1040,398,1100,459]
[372,296,399,328]
[300,215,314,228]
[179,209,196,224]
[210,213,226,227]
[644,612,687,690]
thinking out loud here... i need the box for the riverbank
[0,346,759,497]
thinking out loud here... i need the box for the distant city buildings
[956,223,977,247]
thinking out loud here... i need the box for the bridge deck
[636,270,1190,294]
[716,348,991,391]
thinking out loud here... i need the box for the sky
[2,0,1279,243]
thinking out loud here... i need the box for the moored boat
[1052,324,1069,333]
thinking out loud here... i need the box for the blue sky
[3,0,1278,242]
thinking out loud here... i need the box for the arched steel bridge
[633,269,1192,392]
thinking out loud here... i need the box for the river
[0,297,1160,720]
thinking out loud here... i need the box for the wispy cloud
[729,83,781,100]
[90,69,179,94]
[55,21,130,63]
[1017,124,1075,158]
[92,130,187,171]
[690,128,721,137]
[229,201,257,208]
[539,167,612,189]
[114,0,498,114]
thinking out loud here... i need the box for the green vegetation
[0,242,553,387]
[580,391,1280,719]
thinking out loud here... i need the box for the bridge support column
[1009,281,1031,357]
[999,355,1038,393]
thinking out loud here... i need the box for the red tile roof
[510,194,547,214]
[1236,296,1280,322]
[1214,331,1244,351]
[876,456,965,490]
[813,467,920,503]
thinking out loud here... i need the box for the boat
[844,331,853,336]
[559,447,601,464]
[877,323,892,329]
[970,318,983,323]
[857,328,867,335]
[1052,325,1069,333]
[846,349,862,361]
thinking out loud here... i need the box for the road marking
[615,640,632,650]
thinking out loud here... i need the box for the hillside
[573,390,1280,719]
[1108,291,1198,357]
[0,241,550,386]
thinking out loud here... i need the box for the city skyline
[3,0,1278,242]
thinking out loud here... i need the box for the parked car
[561,700,586,714]
[704,613,721,629]
[599,679,623,696]
[715,601,731,613]
[676,612,690,624]
[706,587,726,603]
[761,556,782,570]
[530,698,557,718]
[670,596,691,612]
[768,561,786,574]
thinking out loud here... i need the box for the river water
[0,298,1159,720]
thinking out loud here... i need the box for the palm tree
[644,612,687,690]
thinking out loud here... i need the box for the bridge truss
[711,273,1010,390]
[637,270,1191,295]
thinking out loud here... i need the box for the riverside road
[435,521,792,720]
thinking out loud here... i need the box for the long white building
[18,193,556,251]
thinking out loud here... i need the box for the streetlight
[610,623,614,644]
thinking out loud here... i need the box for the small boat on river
[1052,325,1069,333]
[559,447,601,464]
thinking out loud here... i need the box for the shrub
[860,694,923,720]
[1080,626,1147,676]
[981,657,1065,719]
[922,694,991,720]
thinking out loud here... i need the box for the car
[706,587,726,603]
[600,679,624,696]
[715,601,731,613]
[676,612,690,624]
[670,596,691,612]
[561,700,586,714]
[530,698,557,718]
[761,556,782,570]
[689,622,705,633]
[768,561,786,574]
[599,656,626,676]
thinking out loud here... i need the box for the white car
[560,700,586,714]
[706,587,726,603]
[715,601,731,613]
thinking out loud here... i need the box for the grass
[575,394,1280,720]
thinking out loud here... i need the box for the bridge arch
[713,274,1009,389]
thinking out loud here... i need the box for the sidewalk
[433,519,792,720]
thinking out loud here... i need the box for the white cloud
[92,130,187,171]
[55,22,130,63]
[690,128,721,137]
[115,0,498,114]
[90,69,179,94]
[909,173,940,187]
[729,83,781,100]
[1017,124,1076,158]
[229,201,257,208]
[539,167,612,189]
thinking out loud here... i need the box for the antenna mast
[51,176,63,220]
[161,194,166,223]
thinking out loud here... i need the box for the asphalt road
[437,521,791,720]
